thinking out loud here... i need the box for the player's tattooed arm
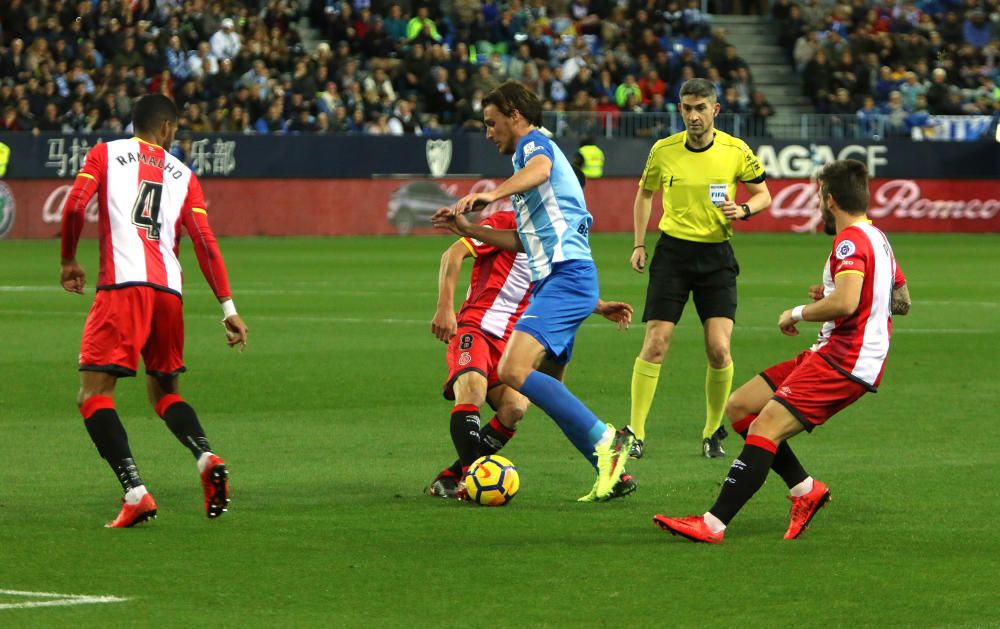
[891,283,911,316]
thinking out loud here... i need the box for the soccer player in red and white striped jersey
[427,209,533,497]
[60,95,248,528]
[654,159,911,543]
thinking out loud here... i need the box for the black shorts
[642,232,739,324]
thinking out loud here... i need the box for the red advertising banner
[2,176,997,239]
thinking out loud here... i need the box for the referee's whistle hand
[630,248,647,273]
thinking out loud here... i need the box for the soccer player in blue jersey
[431,81,636,502]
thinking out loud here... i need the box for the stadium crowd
[773,0,1000,135]
[0,0,767,136]
[0,0,996,137]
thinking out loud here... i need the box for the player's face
[159,118,178,148]
[680,95,719,139]
[483,104,516,155]
[818,186,836,235]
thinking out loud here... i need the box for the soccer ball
[465,455,519,506]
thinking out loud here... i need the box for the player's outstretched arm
[779,272,863,336]
[594,299,633,330]
[432,210,524,252]
[432,240,471,343]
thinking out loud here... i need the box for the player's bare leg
[500,332,632,502]
[628,320,676,458]
[429,371,489,499]
[148,374,229,518]
[655,401,811,542]
[702,317,734,458]
[726,375,821,536]
[78,371,157,528]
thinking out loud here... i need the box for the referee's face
[680,95,719,140]
[483,104,516,155]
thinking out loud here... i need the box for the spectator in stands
[615,74,642,109]
[2,105,23,132]
[188,42,219,80]
[367,112,392,135]
[882,90,909,136]
[803,49,832,111]
[854,96,882,139]
[383,4,409,44]
[749,89,774,135]
[638,69,667,106]
[898,71,927,111]
[388,97,422,135]
[407,6,442,43]
[721,86,747,114]
[925,67,951,113]
[211,18,242,61]
[962,9,992,49]
[256,99,289,134]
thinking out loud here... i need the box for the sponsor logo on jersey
[0,181,15,239]
[523,141,541,157]
[835,240,856,260]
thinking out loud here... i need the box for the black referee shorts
[642,232,740,324]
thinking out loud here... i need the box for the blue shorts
[514,259,599,365]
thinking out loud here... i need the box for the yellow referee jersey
[638,129,765,243]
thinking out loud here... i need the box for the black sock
[709,437,776,525]
[447,416,516,477]
[735,426,809,491]
[161,400,212,459]
[84,408,144,492]
[479,416,516,455]
[449,404,482,470]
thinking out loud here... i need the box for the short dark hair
[483,81,542,127]
[131,94,178,133]
[817,159,869,214]
[679,78,717,102]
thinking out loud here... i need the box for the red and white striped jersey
[457,211,532,340]
[60,138,230,299]
[811,222,906,389]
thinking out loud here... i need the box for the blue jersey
[511,130,593,281]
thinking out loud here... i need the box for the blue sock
[519,371,605,468]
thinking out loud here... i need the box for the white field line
[0,588,127,610]
[0,307,992,335]
[1,286,996,308]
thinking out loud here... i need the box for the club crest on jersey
[835,240,856,260]
[459,352,472,366]
[523,141,541,157]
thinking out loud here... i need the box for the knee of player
[725,394,746,422]
[499,404,526,429]
[706,346,731,369]
[497,363,528,389]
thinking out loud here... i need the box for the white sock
[124,485,148,505]
[197,451,215,474]
[703,512,727,533]
[789,476,814,498]
[594,426,614,449]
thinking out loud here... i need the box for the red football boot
[784,479,831,540]
[105,493,158,528]
[200,454,230,518]
[653,514,724,544]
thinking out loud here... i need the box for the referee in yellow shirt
[627,78,771,460]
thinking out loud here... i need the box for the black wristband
[739,203,752,220]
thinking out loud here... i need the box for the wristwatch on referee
[739,203,752,220]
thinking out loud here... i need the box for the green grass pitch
[0,233,997,627]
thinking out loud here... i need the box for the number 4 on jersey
[132,180,163,240]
